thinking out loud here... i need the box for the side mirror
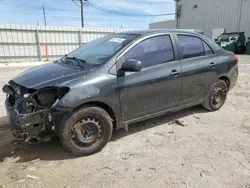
[121,59,142,72]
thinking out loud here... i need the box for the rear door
[176,34,218,104]
[117,34,183,121]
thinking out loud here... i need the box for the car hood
[12,62,87,89]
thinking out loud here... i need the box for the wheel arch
[218,76,230,90]
[75,101,117,129]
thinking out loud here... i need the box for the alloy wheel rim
[211,84,227,105]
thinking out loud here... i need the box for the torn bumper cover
[6,105,53,140]
[3,81,69,141]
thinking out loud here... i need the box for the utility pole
[43,5,47,26]
[175,0,179,29]
[80,0,84,27]
[72,0,87,27]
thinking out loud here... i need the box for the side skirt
[116,100,203,129]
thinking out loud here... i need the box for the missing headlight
[36,87,69,107]
[37,88,57,106]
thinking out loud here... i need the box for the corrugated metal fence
[0,24,140,63]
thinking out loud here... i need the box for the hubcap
[71,118,102,145]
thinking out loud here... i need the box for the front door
[176,34,219,104]
[117,35,182,121]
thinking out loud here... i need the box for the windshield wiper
[64,56,87,69]
[65,56,86,64]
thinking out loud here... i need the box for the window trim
[115,33,176,71]
[202,40,215,55]
[123,35,175,69]
[177,34,207,60]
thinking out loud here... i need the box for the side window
[162,35,175,61]
[202,41,214,55]
[124,35,174,68]
[177,35,205,59]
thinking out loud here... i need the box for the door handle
[169,70,181,76]
[210,62,216,68]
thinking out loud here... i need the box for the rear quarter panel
[214,50,238,89]
[202,35,238,89]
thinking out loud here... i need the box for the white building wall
[150,0,250,38]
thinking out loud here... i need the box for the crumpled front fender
[56,85,100,108]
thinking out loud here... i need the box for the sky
[0,0,175,28]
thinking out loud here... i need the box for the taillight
[234,56,238,64]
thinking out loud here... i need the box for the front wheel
[202,80,228,111]
[59,106,113,156]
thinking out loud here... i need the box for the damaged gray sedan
[3,30,238,156]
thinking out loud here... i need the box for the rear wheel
[59,106,113,156]
[202,80,228,111]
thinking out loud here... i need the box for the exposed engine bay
[3,80,69,141]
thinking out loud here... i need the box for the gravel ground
[0,56,250,188]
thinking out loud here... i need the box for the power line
[71,0,176,27]
[85,2,176,17]
[72,0,81,7]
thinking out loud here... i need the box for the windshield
[67,33,139,65]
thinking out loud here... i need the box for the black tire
[59,106,113,156]
[202,79,228,111]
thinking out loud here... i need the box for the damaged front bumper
[3,82,69,141]
[5,99,55,141]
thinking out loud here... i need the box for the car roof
[118,29,201,36]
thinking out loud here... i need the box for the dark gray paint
[9,30,238,130]
[118,60,182,121]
